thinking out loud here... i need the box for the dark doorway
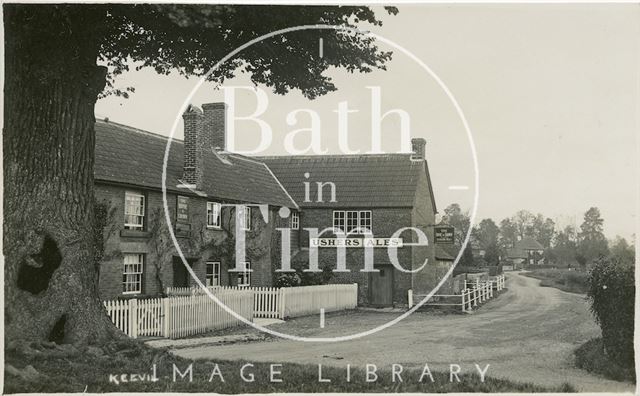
[369,265,394,306]
[173,256,196,287]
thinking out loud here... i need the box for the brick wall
[297,207,415,306]
[410,161,453,297]
[96,183,279,300]
[202,102,226,150]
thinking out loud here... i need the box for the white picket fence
[106,283,358,339]
[104,290,254,339]
[282,284,358,318]
[165,291,254,339]
[165,284,358,320]
[408,274,506,313]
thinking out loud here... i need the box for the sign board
[434,226,455,244]
[310,238,403,248]
[177,196,189,223]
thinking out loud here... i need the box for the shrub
[587,258,635,367]
[275,249,333,287]
[575,338,635,382]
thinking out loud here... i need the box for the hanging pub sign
[434,226,455,244]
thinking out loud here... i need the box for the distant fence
[409,274,506,313]
[106,283,358,339]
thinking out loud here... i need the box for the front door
[369,265,394,306]
[172,256,194,287]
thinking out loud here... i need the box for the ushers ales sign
[310,238,403,248]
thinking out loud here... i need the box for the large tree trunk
[4,5,119,344]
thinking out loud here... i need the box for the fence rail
[409,274,506,313]
[106,283,358,339]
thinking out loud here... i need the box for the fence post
[163,298,171,338]
[461,289,466,312]
[408,289,413,309]
[129,299,138,339]
[279,288,286,319]
[473,287,477,307]
[490,281,494,298]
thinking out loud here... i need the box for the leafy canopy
[98,5,398,99]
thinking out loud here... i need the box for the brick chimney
[182,105,204,187]
[411,138,426,161]
[202,102,226,151]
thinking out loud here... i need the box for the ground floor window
[123,253,144,294]
[236,261,251,287]
[206,261,221,286]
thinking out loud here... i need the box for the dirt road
[172,272,634,392]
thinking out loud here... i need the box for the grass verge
[523,269,589,294]
[5,339,574,393]
[574,338,635,383]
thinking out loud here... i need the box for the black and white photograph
[2,1,638,394]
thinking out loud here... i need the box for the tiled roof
[94,119,297,208]
[506,237,545,259]
[259,154,436,208]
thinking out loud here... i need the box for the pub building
[94,102,453,306]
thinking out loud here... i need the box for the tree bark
[4,5,120,344]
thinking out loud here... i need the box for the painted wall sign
[310,238,403,248]
[434,226,455,244]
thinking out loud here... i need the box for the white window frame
[332,210,372,234]
[123,253,144,294]
[206,261,221,287]
[358,210,372,233]
[241,206,252,231]
[290,211,299,230]
[333,210,346,233]
[124,191,145,230]
[237,261,251,287]
[207,202,221,229]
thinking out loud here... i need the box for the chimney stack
[182,105,204,187]
[202,102,226,151]
[411,138,426,161]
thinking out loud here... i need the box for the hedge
[587,258,635,367]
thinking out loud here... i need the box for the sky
[95,4,639,240]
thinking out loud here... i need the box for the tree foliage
[577,207,609,265]
[95,4,398,99]
[609,236,635,265]
[551,225,578,267]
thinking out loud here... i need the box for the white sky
[95,4,639,240]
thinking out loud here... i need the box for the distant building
[505,237,545,267]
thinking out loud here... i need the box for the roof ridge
[257,153,413,160]
[96,118,184,143]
